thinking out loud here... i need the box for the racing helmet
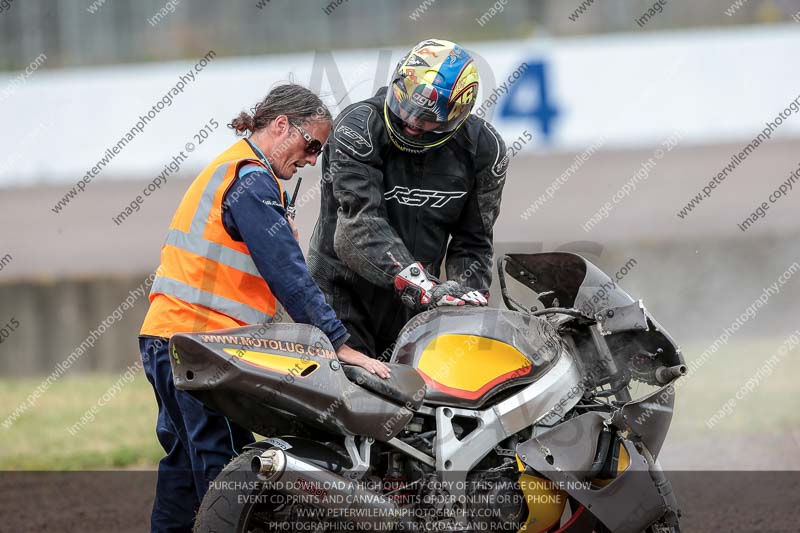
[384,39,479,154]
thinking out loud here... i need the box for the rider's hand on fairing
[458,288,490,306]
[335,344,392,379]
[394,262,488,310]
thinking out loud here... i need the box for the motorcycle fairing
[223,347,321,377]
[504,251,685,371]
[517,413,670,533]
[611,381,676,458]
[392,307,563,408]
[505,252,682,342]
[169,324,425,442]
[515,464,568,532]
[503,252,636,318]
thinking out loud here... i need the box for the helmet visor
[387,78,473,135]
[385,103,447,150]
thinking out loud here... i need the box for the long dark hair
[228,84,332,135]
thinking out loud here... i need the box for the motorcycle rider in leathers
[308,39,508,358]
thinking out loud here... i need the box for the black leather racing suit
[308,87,508,358]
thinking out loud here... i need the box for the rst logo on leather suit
[336,125,370,149]
[384,186,466,208]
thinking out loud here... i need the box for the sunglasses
[290,122,324,156]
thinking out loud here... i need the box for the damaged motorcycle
[169,252,686,532]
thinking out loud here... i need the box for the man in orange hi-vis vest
[138,84,390,533]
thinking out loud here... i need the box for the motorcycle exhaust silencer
[252,448,401,530]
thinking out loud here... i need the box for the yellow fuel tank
[392,308,562,408]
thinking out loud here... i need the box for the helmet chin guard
[383,101,459,154]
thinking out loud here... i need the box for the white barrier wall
[1,24,800,186]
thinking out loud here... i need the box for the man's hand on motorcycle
[335,344,392,379]
[394,262,488,310]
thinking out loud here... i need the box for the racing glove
[394,262,488,311]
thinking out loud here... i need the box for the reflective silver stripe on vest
[162,164,261,276]
[151,276,272,324]
[164,229,260,277]
[191,165,229,234]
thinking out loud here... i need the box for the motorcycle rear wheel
[193,448,333,533]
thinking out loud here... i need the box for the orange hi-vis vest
[140,139,285,338]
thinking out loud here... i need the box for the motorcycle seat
[343,363,426,410]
